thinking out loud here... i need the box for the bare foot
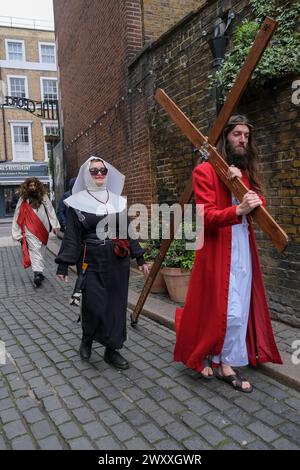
[201,366,213,378]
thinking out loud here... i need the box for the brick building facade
[0,24,58,216]
[53,0,202,209]
[54,0,300,325]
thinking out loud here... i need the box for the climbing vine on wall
[209,0,300,92]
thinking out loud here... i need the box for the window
[10,122,33,162]
[6,40,25,61]
[15,126,29,143]
[43,124,59,160]
[41,78,58,101]
[39,43,56,64]
[8,76,28,98]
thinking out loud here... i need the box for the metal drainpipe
[0,66,8,161]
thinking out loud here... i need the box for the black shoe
[104,348,129,370]
[79,340,92,360]
[33,272,43,287]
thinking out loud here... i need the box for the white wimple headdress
[64,156,126,215]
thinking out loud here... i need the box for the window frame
[40,76,58,101]
[42,121,59,161]
[38,42,56,65]
[5,39,26,62]
[7,75,29,99]
[9,120,33,162]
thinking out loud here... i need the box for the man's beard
[28,189,41,208]
[226,143,249,170]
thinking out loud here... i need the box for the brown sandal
[216,368,253,393]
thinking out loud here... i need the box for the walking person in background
[56,177,76,232]
[12,177,60,287]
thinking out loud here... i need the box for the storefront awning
[0,162,50,185]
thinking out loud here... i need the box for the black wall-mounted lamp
[209,10,235,66]
[208,10,235,114]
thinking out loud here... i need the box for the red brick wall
[53,0,208,207]
[142,0,206,42]
[53,0,150,206]
[130,1,217,206]
[126,1,143,58]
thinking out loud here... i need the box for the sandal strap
[217,369,253,392]
[203,356,212,368]
[235,369,248,382]
[218,372,244,389]
[217,372,239,384]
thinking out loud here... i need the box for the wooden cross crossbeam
[131,17,284,326]
[155,88,289,251]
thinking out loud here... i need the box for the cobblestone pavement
[0,244,300,450]
[0,222,13,238]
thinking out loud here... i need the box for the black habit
[55,208,144,349]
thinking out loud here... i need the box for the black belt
[83,238,112,245]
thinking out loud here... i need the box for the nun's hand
[57,275,69,282]
[53,228,59,236]
[139,263,149,276]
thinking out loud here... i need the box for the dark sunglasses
[89,167,108,176]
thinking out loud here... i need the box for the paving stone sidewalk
[0,243,300,450]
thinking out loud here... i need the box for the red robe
[174,162,282,372]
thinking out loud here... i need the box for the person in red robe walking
[174,115,282,393]
[12,177,60,286]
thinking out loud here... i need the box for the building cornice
[0,60,57,72]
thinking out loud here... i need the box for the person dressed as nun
[56,156,149,368]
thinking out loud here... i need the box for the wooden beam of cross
[154,88,289,249]
[131,17,281,326]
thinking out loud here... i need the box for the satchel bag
[69,243,88,307]
[113,238,131,258]
[42,202,52,232]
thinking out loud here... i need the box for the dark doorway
[0,186,19,218]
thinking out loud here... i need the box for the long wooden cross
[131,17,288,326]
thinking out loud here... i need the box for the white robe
[12,195,60,272]
[212,196,252,367]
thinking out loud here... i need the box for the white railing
[0,15,54,31]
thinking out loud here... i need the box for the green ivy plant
[141,238,195,270]
[141,221,197,271]
[209,0,300,92]
[163,238,195,270]
[140,239,160,263]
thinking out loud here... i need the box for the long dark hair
[216,115,264,194]
[20,177,46,208]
